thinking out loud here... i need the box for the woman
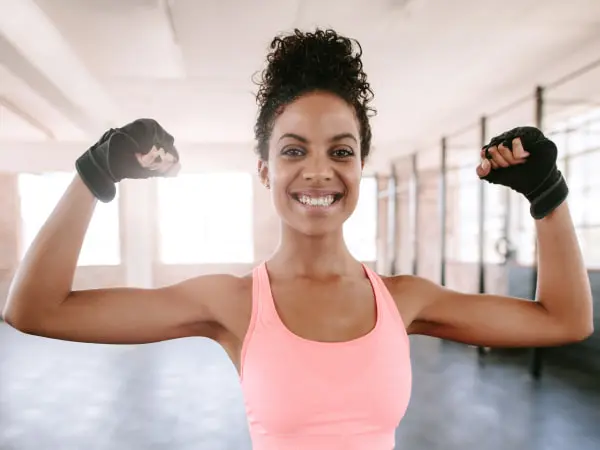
[3,29,593,449]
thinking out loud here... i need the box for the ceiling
[1,0,600,171]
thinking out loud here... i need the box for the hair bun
[254,28,375,161]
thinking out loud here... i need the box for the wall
[0,173,20,305]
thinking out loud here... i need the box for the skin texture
[2,91,594,376]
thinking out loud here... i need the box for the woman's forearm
[2,174,97,325]
[535,201,593,335]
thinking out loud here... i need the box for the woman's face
[259,91,364,236]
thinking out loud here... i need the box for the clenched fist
[76,118,180,202]
[477,126,568,219]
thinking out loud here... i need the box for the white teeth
[297,195,335,206]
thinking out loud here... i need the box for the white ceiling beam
[0,35,102,137]
[0,105,48,141]
[158,0,186,78]
[0,95,54,139]
[0,0,122,135]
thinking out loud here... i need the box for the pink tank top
[240,262,412,449]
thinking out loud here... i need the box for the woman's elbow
[2,303,44,336]
[563,322,594,344]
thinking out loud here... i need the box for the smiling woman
[2,26,593,450]
[258,91,366,237]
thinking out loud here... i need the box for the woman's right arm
[2,174,237,345]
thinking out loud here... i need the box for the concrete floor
[0,323,598,450]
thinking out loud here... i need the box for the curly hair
[253,28,376,161]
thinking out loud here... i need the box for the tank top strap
[253,262,281,320]
[240,263,268,380]
[253,262,404,331]
[361,264,408,333]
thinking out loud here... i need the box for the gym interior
[0,1,599,449]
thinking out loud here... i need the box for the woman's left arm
[406,128,594,347]
[408,202,593,347]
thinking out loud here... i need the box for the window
[344,176,377,261]
[18,172,121,266]
[543,109,600,268]
[514,193,536,265]
[483,183,508,264]
[446,166,481,263]
[156,173,254,264]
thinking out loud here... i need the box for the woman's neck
[267,224,361,278]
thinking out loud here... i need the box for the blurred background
[0,0,598,449]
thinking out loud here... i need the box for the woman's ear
[258,160,270,188]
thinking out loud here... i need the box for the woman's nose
[302,159,334,182]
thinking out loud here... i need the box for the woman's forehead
[271,93,360,142]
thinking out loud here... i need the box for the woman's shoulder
[380,273,426,291]
[380,274,441,325]
[174,270,254,345]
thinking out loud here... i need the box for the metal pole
[477,117,488,294]
[530,86,544,379]
[440,138,448,286]
[411,153,419,276]
[477,117,488,357]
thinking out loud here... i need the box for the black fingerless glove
[481,126,568,220]
[75,118,178,202]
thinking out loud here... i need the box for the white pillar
[120,179,154,288]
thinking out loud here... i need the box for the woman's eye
[283,147,305,157]
[332,148,354,158]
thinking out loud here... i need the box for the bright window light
[156,172,254,264]
[18,172,121,266]
[344,176,377,262]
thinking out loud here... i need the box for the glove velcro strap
[527,171,569,220]
[76,150,117,203]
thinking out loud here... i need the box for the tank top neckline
[256,261,384,348]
